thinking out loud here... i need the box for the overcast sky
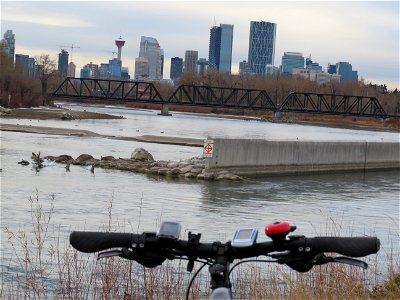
[1,0,399,90]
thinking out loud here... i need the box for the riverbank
[1,106,399,132]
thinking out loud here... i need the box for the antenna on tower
[213,16,217,27]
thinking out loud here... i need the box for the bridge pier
[158,104,172,116]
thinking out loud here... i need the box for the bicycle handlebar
[69,231,380,260]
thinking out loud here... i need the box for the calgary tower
[115,35,125,62]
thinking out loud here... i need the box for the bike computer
[158,221,181,239]
[231,228,258,247]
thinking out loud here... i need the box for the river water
[1,103,399,291]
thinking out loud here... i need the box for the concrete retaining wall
[204,139,400,176]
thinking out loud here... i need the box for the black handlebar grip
[70,231,134,253]
[308,237,380,257]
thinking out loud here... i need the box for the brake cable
[185,261,210,300]
[228,259,278,276]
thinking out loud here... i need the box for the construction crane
[58,44,80,62]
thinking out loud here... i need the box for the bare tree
[35,54,57,105]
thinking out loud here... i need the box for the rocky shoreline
[44,148,242,181]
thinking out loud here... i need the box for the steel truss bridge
[52,77,388,117]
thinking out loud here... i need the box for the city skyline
[1,1,399,90]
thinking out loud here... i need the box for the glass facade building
[58,49,69,78]
[248,21,276,75]
[138,36,162,80]
[184,50,198,73]
[208,24,234,73]
[170,57,183,81]
[281,52,304,75]
[3,30,15,63]
[336,62,358,83]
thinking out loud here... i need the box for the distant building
[208,24,234,73]
[305,57,322,71]
[15,54,30,76]
[336,61,358,83]
[138,36,162,80]
[134,57,149,80]
[3,30,15,63]
[68,62,76,77]
[160,49,164,78]
[28,57,36,78]
[265,64,279,75]
[121,67,130,80]
[239,60,251,75]
[86,62,99,78]
[170,57,183,81]
[248,21,277,75]
[292,68,341,85]
[99,63,110,78]
[109,58,121,79]
[58,49,69,78]
[281,52,304,75]
[0,39,10,57]
[196,58,209,74]
[80,65,91,78]
[184,50,198,73]
[327,63,337,74]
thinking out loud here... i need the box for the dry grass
[1,191,399,299]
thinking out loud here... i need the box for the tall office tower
[115,36,125,62]
[68,62,76,77]
[58,49,69,78]
[134,57,150,80]
[170,57,183,81]
[3,30,15,63]
[281,52,304,75]
[138,36,162,80]
[336,62,358,83]
[0,39,9,56]
[208,24,234,73]
[109,58,121,79]
[184,50,198,73]
[248,21,276,75]
[15,54,30,76]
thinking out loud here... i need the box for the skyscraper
[248,21,276,75]
[138,36,162,80]
[68,62,76,77]
[184,50,198,73]
[281,52,304,75]
[170,57,183,81]
[3,30,15,63]
[208,24,234,73]
[58,49,69,78]
[15,54,30,77]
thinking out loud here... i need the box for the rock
[167,161,179,168]
[101,155,115,161]
[131,148,154,161]
[179,165,193,174]
[61,112,74,120]
[75,154,95,165]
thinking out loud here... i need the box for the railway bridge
[51,77,388,118]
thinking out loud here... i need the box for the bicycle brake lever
[332,256,368,269]
[98,250,124,260]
